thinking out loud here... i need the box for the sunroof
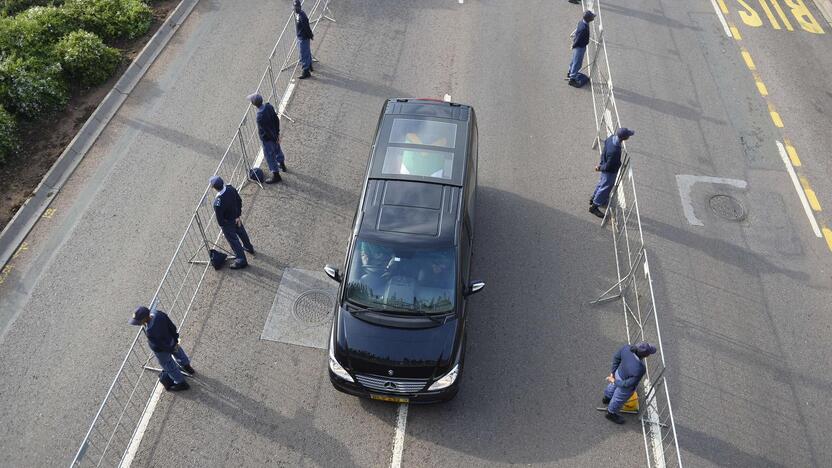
[389,119,457,148]
[381,147,454,180]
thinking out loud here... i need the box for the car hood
[336,308,459,379]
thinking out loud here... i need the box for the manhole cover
[292,290,334,324]
[709,194,746,221]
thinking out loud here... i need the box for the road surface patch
[261,268,336,350]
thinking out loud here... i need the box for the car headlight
[328,335,354,383]
[427,364,459,391]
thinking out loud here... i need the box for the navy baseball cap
[209,175,224,189]
[584,11,596,21]
[129,306,151,325]
[635,341,657,356]
[616,127,635,139]
[247,93,263,107]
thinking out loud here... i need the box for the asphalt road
[2,0,831,467]
[600,0,832,465]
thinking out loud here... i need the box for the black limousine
[324,98,484,403]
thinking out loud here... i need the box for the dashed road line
[741,48,757,69]
[784,139,801,166]
[768,103,784,127]
[777,140,821,237]
[799,176,822,211]
[823,227,832,251]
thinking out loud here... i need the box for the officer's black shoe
[229,260,248,270]
[309,64,314,72]
[168,381,190,392]
[279,162,287,172]
[179,364,196,376]
[602,396,611,405]
[568,0,581,3]
[298,70,312,79]
[265,172,282,184]
[605,411,626,424]
[589,204,605,218]
[568,78,580,87]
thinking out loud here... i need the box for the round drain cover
[709,195,746,221]
[293,290,334,324]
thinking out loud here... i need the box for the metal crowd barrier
[583,1,682,467]
[70,1,333,466]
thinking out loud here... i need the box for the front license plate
[370,394,409,403]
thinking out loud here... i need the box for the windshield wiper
[344,299,390,314]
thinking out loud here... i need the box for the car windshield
[345,239,456,315]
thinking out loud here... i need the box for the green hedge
[55,30,120,86]
[0,55,68,119]
[0,104,16,163]
[1,0,64,18]
[63,0,152,41]
[0,0,153,166]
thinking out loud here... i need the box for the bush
[63,0,152,41]
[0,105,16,164]
[55,30,119,86]
[1,0,64,17]
[0,55,67,118]
[0,6,77,58]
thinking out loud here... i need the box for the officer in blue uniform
[129,306,195,392]
[210,176,254,269]
[248,93,285,184]
[602,341,656,424]
[294,0,314,79]
[568,10,595,87]
[589,127,634,218]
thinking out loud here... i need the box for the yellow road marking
[42,208,56,219]
[12,242,28,260]
[755,78,768,95]
[769,0,794,31]
[800,176,822,211]
[784,139,801,166]
[768,103,784,127]
[729,23,743,39]
[716,0,730,14]
[824,227,832,251]
[759,0,782,29]
[0,264,13,285]
[741,48,756,70]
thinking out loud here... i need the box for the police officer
[590,127,634,218]
[129,306,194,392]
[248,93,285,183]
[210,175,254,269]
[568,10,595,87]
[294,0,314,79]
[602,342,657,424]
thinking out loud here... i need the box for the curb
[0,0,201,271]
[812,0,832,25]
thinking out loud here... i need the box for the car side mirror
[324,264,341,283]
[465,280,485,296]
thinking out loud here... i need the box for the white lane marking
[279,81,296,116]
[121,382,164,468]
[675,175,747,226]
[708,0,733,37]
[777,141,822,237]
[443,94,451,102]
[458,0,463,3]
[390,403,408,468]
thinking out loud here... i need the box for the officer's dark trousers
[298,38,312,71]
[592,171,616,207]
[221,223,253,262]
